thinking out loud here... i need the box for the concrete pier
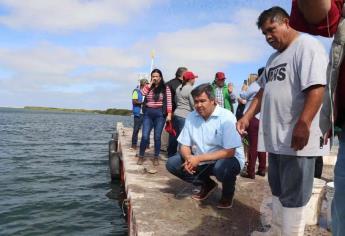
[115,122,334,236]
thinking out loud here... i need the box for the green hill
[24,106,131,116]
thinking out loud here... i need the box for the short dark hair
[257,6,289,29]
[191,83,215,100]
[175,67,188,78]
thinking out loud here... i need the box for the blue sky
[0,0,331,110]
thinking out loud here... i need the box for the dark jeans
[247,117,266,176]
[167,115,186,157]
[131,115,143,146]
[139,107,165,157]
[166,153,241,197]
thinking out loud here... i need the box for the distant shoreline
[22,106,131,116]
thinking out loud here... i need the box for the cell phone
[243,80,247,85]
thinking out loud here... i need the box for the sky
[0,0,332,110]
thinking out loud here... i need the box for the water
[0,108,131,236]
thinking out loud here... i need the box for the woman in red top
[138,69,172,166]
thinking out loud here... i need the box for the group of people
[130,67,195,166]
[129,2,344,235]
[130,67,239,165]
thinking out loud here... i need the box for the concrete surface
[117,123,335,236]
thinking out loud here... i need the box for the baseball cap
[183,71,198,81]
[215,72,226,80]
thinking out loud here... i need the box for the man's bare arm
[297,0,331,24]
[291,85,325,150]
[236,88,264,135]
[185,148,236,171]
[180,145,192,161]
[195,148,235,162]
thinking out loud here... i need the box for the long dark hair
[151,68,166,101]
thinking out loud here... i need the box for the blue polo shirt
[177,105,244,169]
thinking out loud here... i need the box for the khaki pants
[160,129,169,151]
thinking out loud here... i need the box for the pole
[150,49,155,73]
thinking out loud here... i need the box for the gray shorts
[268,153,316,208]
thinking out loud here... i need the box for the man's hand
[228,83,234,93]
[187,156,200,168]
[236,117,249,136]
[291,119,310,151]
[182,156,200,174]
[290,84,325,151]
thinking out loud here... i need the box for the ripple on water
[0,109,129,235]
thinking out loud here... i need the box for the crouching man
[166,83,244,208]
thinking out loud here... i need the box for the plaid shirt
[215,87,224,108]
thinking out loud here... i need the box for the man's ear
[284,17,291,28]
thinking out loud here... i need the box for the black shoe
[255,170,266,177]
[216,193,234,209]
[191,180,217,201]
[137,158,144,165]
[240,172,255,179]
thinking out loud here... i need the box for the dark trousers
[166,153,241,197]
[167,115,186,157]
[314,156,323,179]
[247,117,266,176]
[131,115,143,146]
[139,108,165,157]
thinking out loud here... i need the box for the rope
[122,199,129,217]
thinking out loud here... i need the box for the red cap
[215,72,226,80]
[183,71,198,81]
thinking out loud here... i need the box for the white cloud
[0,42,145,83]
[134,8,269,83]
[0,0,162,32]
[83,47,144,68]
[0,44,79,75]
[0,7,272,109]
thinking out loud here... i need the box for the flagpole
[150,49,155,73]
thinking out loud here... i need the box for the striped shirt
[142,84,172,113]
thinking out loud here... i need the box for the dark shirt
[166,78,182,111]
[235,103,245,121]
